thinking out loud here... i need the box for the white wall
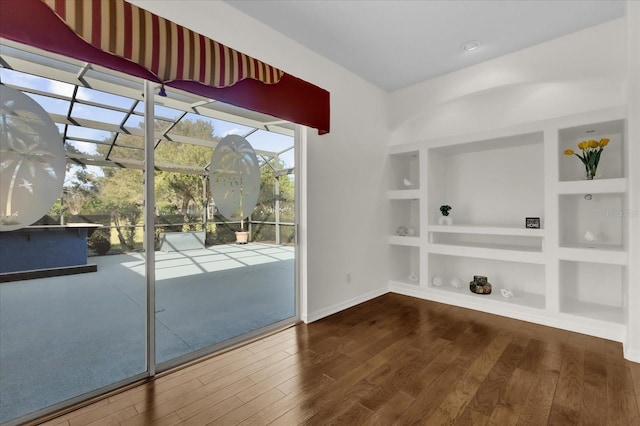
[389,18,626,143]
[131,1,391,321]
[625,0,640,362]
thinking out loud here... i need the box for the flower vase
[586,167,597,180]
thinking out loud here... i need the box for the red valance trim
[0,0,330,133]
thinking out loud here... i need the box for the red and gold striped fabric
[42,0,284,88]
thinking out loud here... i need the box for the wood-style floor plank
[547,343,585,425]
[32,294,640,426]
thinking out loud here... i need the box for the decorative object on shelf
[470,275,492,294]
[450,277,462,288]
[525,217,541,229]
[403,178,412,187]
[500,288,514,298]
[432,276,444,287]
[438,205,453,225]
[407,226,416,236]
[584,230,597,248]
[563,137,610,180]
[408,272,419,282]
[396,225,408,236]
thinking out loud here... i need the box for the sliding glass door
[0,44,298,425]
[152,89,297,367]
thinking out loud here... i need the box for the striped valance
[42,0,284,89]
[0,0,330,133]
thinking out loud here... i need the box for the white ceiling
[225,0,626,91]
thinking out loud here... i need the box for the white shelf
[558,246,627,265]
[388,189,420,199]
[389,278,421,287]
[556,177,627,194]
[388,236,421,247]
[428,243,545,264]
[428,225,545,237]
[430,284,546,310]
[561,300,624,324]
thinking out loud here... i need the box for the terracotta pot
[235,231,249,244]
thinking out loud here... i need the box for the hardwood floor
[36,293,640,425]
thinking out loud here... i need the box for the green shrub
[88,230,111,255]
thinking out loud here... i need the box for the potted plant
[563,138,610,180]
[235,218,249,244]
[438,205,453,225]
[210,135,260,245]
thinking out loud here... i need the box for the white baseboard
[624,346,640,364]
[304,287,388,323]
[389,281,627,343]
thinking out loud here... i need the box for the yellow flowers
[575,138,609,150]
[564,138,611,180]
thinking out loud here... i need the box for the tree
[61,117,294,249]
[48,144,100,219]
[154,120,217,216]
[100,167,143,250]
[251,158,295,242]
[63,168,100,215]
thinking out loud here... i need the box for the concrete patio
[0,243,295,424]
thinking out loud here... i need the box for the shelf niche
[558,119,625,182]
[559,192,626,249]
[428,132,544,228]
[389,245,420,285]
[559,260,625,324]
[389,150,419,191]
[428,253,545,309]
[390,198,420,238]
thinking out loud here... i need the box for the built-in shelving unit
[387,148,422,286]
[387,106,629,342]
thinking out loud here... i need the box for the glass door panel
[153,95,296,366]
[0,83,147,423]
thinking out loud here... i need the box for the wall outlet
[346,273,351,283]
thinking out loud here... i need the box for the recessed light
[461,40,481,52]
